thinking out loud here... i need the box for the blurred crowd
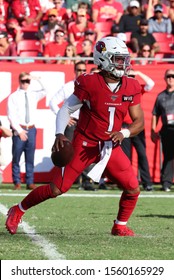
[0,0,174,64]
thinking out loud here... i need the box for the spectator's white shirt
[8,83,46,134]
[49,80,79,120]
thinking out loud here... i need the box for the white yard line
[0,204,66,260]
[0,193,174,198]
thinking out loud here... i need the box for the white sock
[18,202,25,212]
[115,219,127,225]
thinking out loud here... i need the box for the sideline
[0,204,66,260]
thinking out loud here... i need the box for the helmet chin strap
[101,70,121,81]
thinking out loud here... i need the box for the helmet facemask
[94,36,131,78]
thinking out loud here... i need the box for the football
[51,141,74,167]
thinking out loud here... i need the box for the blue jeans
[12,127,36,185]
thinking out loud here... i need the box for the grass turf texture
[0,184,174,260]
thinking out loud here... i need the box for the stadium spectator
[11,0,43,28]
[135,44,154,65]
[122,69,155,191]
[119,0,144,33]
[131,18,160,57]
[5,36,144,237]
[42,0,67,23]
[7,72,47,191]
[0,0,10,25]
[6,18,23,43]
[92,0,123,23]
[142,0,169,19]
[76,1,91,20]
[68,8,97,46]
[38,8,65,46]
[148,4,172,34]
[166,0,174,34]
[77,38,93,64]
[43,28,68,63]
[58,43,77,64]
[109,23,120,36]
[39,0,55,14]
[0,30,17,61]
[151,69,174,192]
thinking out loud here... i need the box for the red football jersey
[74,72,141,141]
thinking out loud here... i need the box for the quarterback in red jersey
[5,36,144,236]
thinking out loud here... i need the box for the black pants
[121,129,152,187]
[160,126,174,188]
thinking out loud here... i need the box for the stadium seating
[152,32,173,43]
[153,33,174,54]
[95,21,113,37]
[17,40,43,57]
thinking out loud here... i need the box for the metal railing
[0,56,174,63]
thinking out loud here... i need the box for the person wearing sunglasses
[151,69,174,192]
[7,72,47,191]
[131,18,159,58]
[43,28,68,63]
[38,8,65,46]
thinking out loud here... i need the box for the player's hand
[52,133,69,152]
[151,130,159,143]
[106,131,124,144]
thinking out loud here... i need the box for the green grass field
[0,184,174,260]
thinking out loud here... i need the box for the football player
[5,36,144,236]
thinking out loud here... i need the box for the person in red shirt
[43,28,68,63]
[68,8,98,46]
[0,0,9,25]
[38,8,65,46]
[0,30,17,61]
[6,18,23,43]
[92,0,124,23]
[11,0,43,27]
[5,36,144,237]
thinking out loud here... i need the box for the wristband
[119,129,130,138]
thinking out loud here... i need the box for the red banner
[0,62,168,183]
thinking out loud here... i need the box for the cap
[55,29,65,35]
[140,18,148,25]
[7,18,18,24]
[111,24,119,34]
[129,0,140,8]
[0,30,7,39]
[48,8,58,16]
[116,33,127,42]
[154,4,163,12]
[85,29,95,35]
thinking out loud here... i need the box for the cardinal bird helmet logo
[96,41,106,53]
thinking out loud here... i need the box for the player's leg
[105,145,140,236]
[5,136,99,234]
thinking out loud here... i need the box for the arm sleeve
[55,94,83,134]
[143,79,155,92]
